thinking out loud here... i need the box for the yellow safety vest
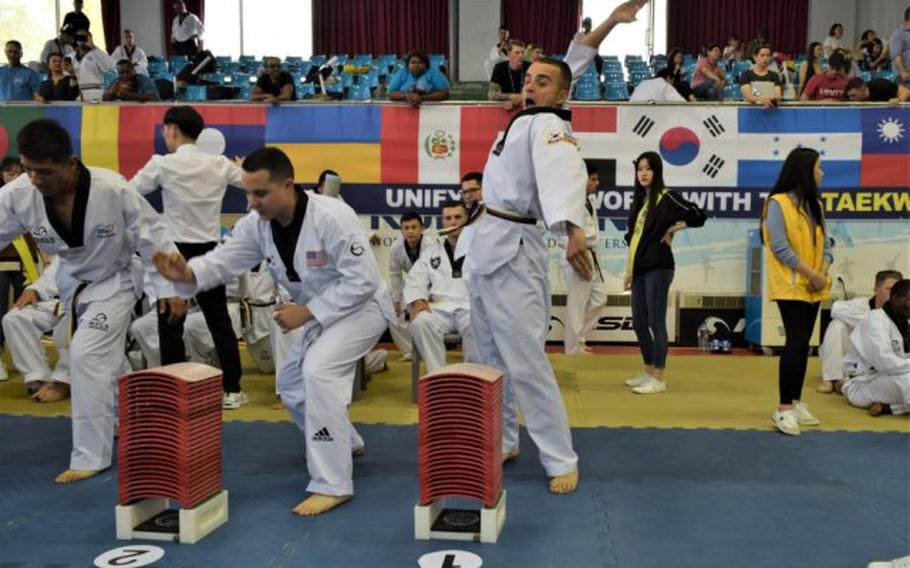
[761,194,830,303]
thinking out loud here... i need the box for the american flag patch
[306,250,327,267]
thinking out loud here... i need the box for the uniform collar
[492,106,572,156]
[44,161,91,248]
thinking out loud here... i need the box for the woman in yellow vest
[760,147,831,436]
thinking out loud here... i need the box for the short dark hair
[405,49,429,68]
[756,43,773,55]
[400,211,422,225]
[123,29,133,34]
[461,171,482,185]
[845,77,866,93]
[16,119,74,164]
[656,67,674,80]
[707,43,722,52]
[317,168,339,186]
[876,270,904,286]
[508,39,525,50]
[5,40,22,50]
[537,57,572,90]
[890,279,910,301]
[1,156,22,171]
[906,6,910,21]
[46,53,63,66]
[163,106,204,140]
[585,161,598,176]
[860,29,876,41]
[116,58,133,69]
[242,147,295,183]
[441,199,467,213]
[829,23,843,36]
[828,51,849,72]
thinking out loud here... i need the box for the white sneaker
[794,401,821,426]
[398,353,412,362]
[632,377,667,394]
[0,359,8,382]
[624,373,649,387]
[222,391,250,410]
[772,409,800,436]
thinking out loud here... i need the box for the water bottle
[697,322,709,352]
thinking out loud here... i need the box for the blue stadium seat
[297,82,316,99]
[603,82,628,101]
[215,55,232,66]
[875,70,895,81]
[429,54,447,70]
[178,84,207,102]
[148,59,169,75]
[353,54,372,66]
[347,79,372,101]
[102,72,118,89]
[310,54,327,66]
[723,83,742,100]
[574,81,602,100]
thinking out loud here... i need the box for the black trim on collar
[492,107,572,156]
[405,235,422,265]
[868,296,876,311]
[45,161,90,248]
[443,239,464,279]
[270,188,308,283]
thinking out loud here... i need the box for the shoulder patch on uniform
[546,129,577,146]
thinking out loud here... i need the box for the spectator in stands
[1,156,23,185]
[63,56,75,76]
[860,38,889,72]
[740,44,781,108]
[890,6,910,85]
[483,26,510,79]
[251,57,297,103]
[63,0,90,34]
[845,76,910,104]
[37,53,80,103]
[315,169,341,197]
[102,59,160,102]
[489,40,530,109]
[0,41,40,102]
[526,43,543,63]
[460,172,483,213]
[801,50,850,101]
[171,0,204,56]
[723,34,743,64]
[574,16,605,75]
[824,23,846,57]
[39,27,76,73]
[745,29,769,61]
[798,42,824,97]
[387,49,450,107]
[630,67,685,102]
[690,43,726,101]
[74,30,114,101]
[666,47,694,101]
[112,29,150,76]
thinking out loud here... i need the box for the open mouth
[525,98,536,107]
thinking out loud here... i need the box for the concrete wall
[458,0,501,81]
[120,0,164,57]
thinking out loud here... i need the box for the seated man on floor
[838,279,910,417]
[818,270,902,392]
[404,200,473,372]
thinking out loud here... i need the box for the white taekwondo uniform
[841,308,909,415]
[1,259,70,386]
[457,40,597,476]
[240,261,278,373]
[819,296,874,382]
[561,193,607,354]
[75,47,114,101]
[388,234,433,358]
[179,191,394,496]
[404,236,473,372]
[0,163,177,472]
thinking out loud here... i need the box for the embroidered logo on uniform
[546,130,577,146]
[94,223,116,238]
[86,313,110,331]
[350,243,364,257]
[430,256,441,269]
[306,249,327,267]
[893,339,901,354]
[312,427,334,442]
[424,130,456,160]
[32,226,56,245]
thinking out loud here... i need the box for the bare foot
[833,380,845,394]
[502,448,519,464]
[292,493,352,516]
[816,381,835,393]
[549,470,579,494]
[55,469,102,483]
[32,382,70,403]
[868,402,892,417]
[270,398,285,410]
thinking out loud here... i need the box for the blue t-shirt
[890,25,910,79]
[387,67,450,95]
[0,65,40,101]
[134,73,161,100]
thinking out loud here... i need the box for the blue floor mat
[0,415,906,568]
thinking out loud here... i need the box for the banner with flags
[0,103,907,219]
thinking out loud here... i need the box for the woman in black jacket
[623,151,706,394]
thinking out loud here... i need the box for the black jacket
[624,189,707,276]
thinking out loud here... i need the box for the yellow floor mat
[1,352,907,433]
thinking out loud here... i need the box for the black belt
[588,247,604,282]
[485,206,537,225]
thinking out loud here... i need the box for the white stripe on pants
[842,373,910,414]
[276,299,387,496]
[468,238,578,477]
[562,260,607,353]
[69,288,134,471]
[410,308,472,373]
[2,301,69,384]
[819,319,851,381]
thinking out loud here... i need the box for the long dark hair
[761,147,826,242]
[628,151,666,227]
[666,47,684,76]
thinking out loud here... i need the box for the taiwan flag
[860,108,910,188]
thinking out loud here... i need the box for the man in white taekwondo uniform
[839,279,910,416]
[0,119,183,484]
[405,200,473,372]
[817,269,902,392]
[388,211,433,361]
[562,162,607,355]
[2,258,71,401]
[128,105,248,409]
[154,147,395,516]
[458,0,648,494]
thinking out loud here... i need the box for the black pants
[630,269,674,369]
[776,300,820,405]
[173,39,199,56]
[158,242,242,393]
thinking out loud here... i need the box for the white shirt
[831,296,874,329]
[388,234,433,303]
[128,143,244,244]
[630,77,686,102]
[111,44,149,75]
[39,39,76,68]
[822,36,844,55]
[172,12,204,43]
[75,47,114,91]
[403,236,470,314]
[843,309,909,380]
